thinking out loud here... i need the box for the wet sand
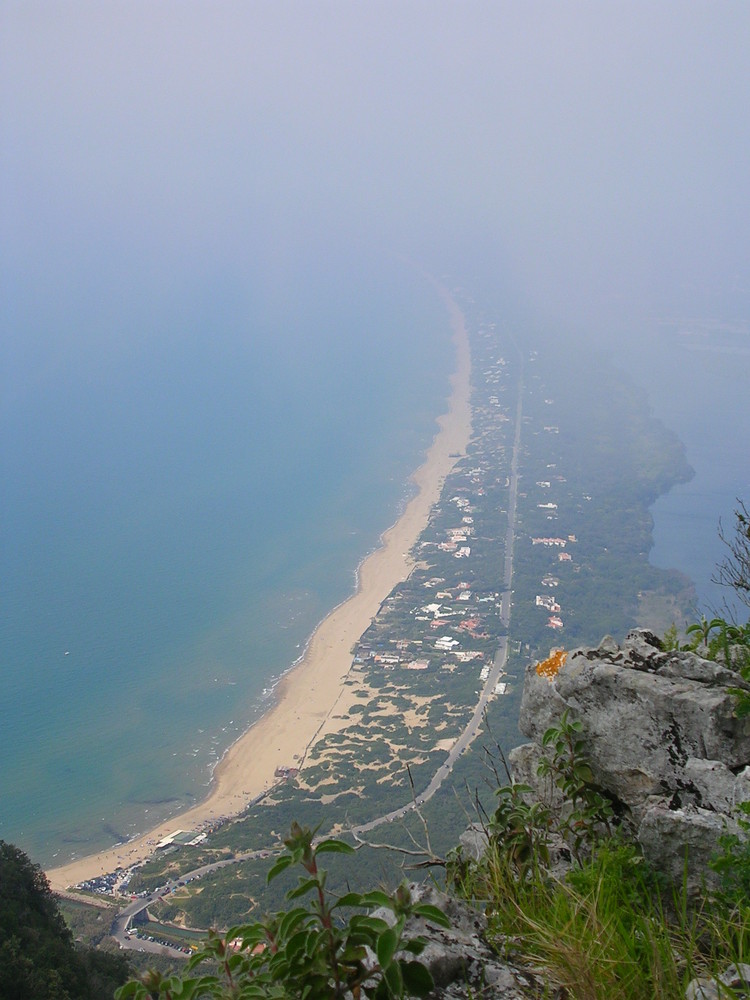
[47,284,471,893]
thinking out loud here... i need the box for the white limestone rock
[514,631,750,891]
[518,630,750,819]
[372,883,545,999]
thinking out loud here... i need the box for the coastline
[47,284,471,893]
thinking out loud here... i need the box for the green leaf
[186,952,213,972]
[373,979,390,1000]
[339,943,368,964]
[402,937,426,956]
[346,929,380,949]
[236,924,269,950]
[222,924,255,950]
[156,976,187,997]
[334,891,365,909]
[225,953,246,973]
[400,959,434,997]
[115,984,145,1000]
[412,904,450,928]
[287,876,320,900]
[285,927,315,960]
[314,838,356,855]
[358,889,394,909]
[349,915,391,935]
[168,978,205,999]
[377,925,400,969]
[278,906,309,940]
[266,854,293,883]
[384,959,403,996]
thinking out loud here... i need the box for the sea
[1,249,454,867]
[3,253,749,870]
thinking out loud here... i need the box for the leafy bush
[448,712,750,999]
[684,615,750,717]
[487,781,551,877]
[709,800,750,909]
[537,709,614,858]
[0,840,131,1000]
[116,823,448,1000]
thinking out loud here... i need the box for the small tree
[713,500,750,611]
[116,823,448,1000]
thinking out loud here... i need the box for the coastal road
[110,852,270,954]
[110,886,182,956]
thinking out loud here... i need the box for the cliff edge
[510,629,750,894]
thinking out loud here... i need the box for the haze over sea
[3,3,749,871]
[619,318,750,618]
[2,251,453,866]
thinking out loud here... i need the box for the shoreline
[47,283,471,893]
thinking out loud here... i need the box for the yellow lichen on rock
[535,649,567,679]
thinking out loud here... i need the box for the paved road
[110,852,269,954]
[110,354,525,953]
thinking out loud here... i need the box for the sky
[3,0,750,364]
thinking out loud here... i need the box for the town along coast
[49,301,699,931]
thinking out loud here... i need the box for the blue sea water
[1,250,454,866]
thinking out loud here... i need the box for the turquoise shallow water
[1,251,454,866]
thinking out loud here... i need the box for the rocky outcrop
[375,883,544,999]
[686,963,750,999]
[509,630,750,892]
[379,633,749,998]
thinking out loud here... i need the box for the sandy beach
[47,284,471,893]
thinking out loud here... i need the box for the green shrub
[116,823,448,1000]
[448,712,750,998]
[709,800,750,910]
[537,709,614,858]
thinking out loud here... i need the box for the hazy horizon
[4,2,750,343]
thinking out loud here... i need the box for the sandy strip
[47,282,471,893]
